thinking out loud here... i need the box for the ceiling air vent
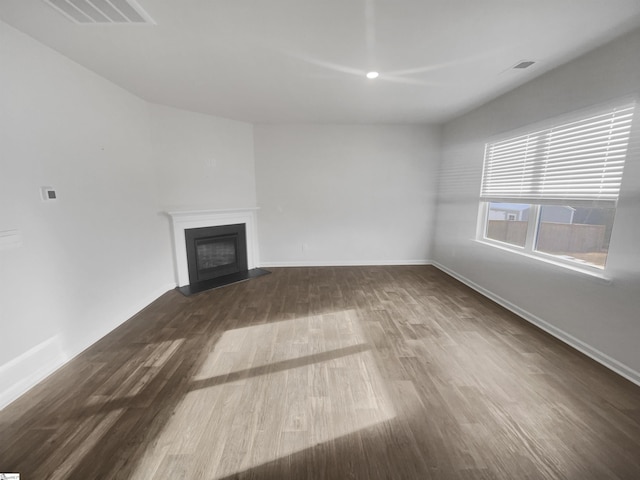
[513,60,535,69]
[45,0,155,24]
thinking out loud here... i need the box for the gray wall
[0,22,175,407]
[254,124,440,266]
[433,27,640,381]
[149,103,256,212]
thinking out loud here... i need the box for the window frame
[478,201,611,273]
[476,98,637,275]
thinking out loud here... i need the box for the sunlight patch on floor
[130,310,395,479]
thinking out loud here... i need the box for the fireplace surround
[167,208,261,289]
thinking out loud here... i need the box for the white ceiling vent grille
[45,0,155,24]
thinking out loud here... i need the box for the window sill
[473,239,613,285]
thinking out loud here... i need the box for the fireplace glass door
[185,223,248,284]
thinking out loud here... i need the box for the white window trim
[476,201,612,280]
[473,237,612,283]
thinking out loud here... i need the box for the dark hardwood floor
[1,266,640,479]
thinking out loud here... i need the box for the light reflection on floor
[130,309,395,479]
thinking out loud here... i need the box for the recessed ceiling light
[366,71,379,79]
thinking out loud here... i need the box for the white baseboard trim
[260,259,432,268]
[0,336,67,411]
[432,262,640,387]
[0,283,175,411]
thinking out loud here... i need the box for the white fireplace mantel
[167,208,260,287]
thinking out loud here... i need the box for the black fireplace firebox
[185,223,248,285]
[179,222,270,296]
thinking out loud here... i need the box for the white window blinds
[480,102,635,206]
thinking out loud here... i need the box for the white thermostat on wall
[40,186,57,201]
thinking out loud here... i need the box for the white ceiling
[2,0,640,124]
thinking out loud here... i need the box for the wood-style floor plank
[1,266,640,479]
